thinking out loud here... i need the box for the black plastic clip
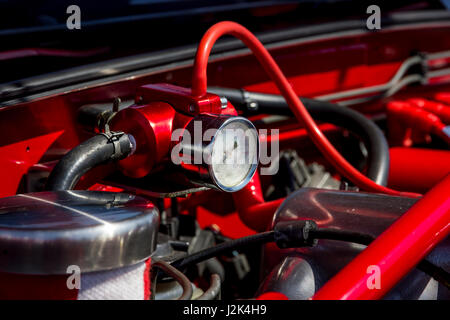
[99,130,127,160]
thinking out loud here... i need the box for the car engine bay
[0,10,449,301]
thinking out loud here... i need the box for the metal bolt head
[220,97,228,109]
[443,125,450,138]
[248,101,258,110]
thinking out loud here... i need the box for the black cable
[309,228,374,246]
[152,260,193,300]
[46,132,134,191]
[172,231,275,270]
[309,228,450,289]
[305,226,450,290]
[174,221,449,290]
[416,260,450,290]
[209,87,390,186]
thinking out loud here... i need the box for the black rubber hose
[208,87,390,186]
[46,132,134,191]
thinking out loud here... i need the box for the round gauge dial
[210,118,259,191]
[179,115,259,192]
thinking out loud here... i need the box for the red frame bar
[312,175,450,300]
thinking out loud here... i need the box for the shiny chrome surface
[0,191,159,274]
[259,256,316,300]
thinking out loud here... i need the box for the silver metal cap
[0,191,159,275]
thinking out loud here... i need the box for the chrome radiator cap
[0,191,159,275]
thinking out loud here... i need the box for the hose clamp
[99,131,126,160]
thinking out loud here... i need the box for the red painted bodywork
[0,131,63,197]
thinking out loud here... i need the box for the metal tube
[312,175,450,300]
[197,274,221,300]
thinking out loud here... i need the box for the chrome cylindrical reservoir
[0,191,159,299]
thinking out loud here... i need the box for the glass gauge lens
[210,118,259,191]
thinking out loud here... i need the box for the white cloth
[78,262,147,300]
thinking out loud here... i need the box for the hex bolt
[220,97,228,109]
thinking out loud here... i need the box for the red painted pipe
[388,147,450,193]
[435,92,450,105]
[408,98,450,124]
[387,101,450,146]
[312,174,450,300]
[232,172,284,231]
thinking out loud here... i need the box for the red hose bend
[192,21,420,198]
[232,173,284,232]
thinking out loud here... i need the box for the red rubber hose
[192,21,420,197]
